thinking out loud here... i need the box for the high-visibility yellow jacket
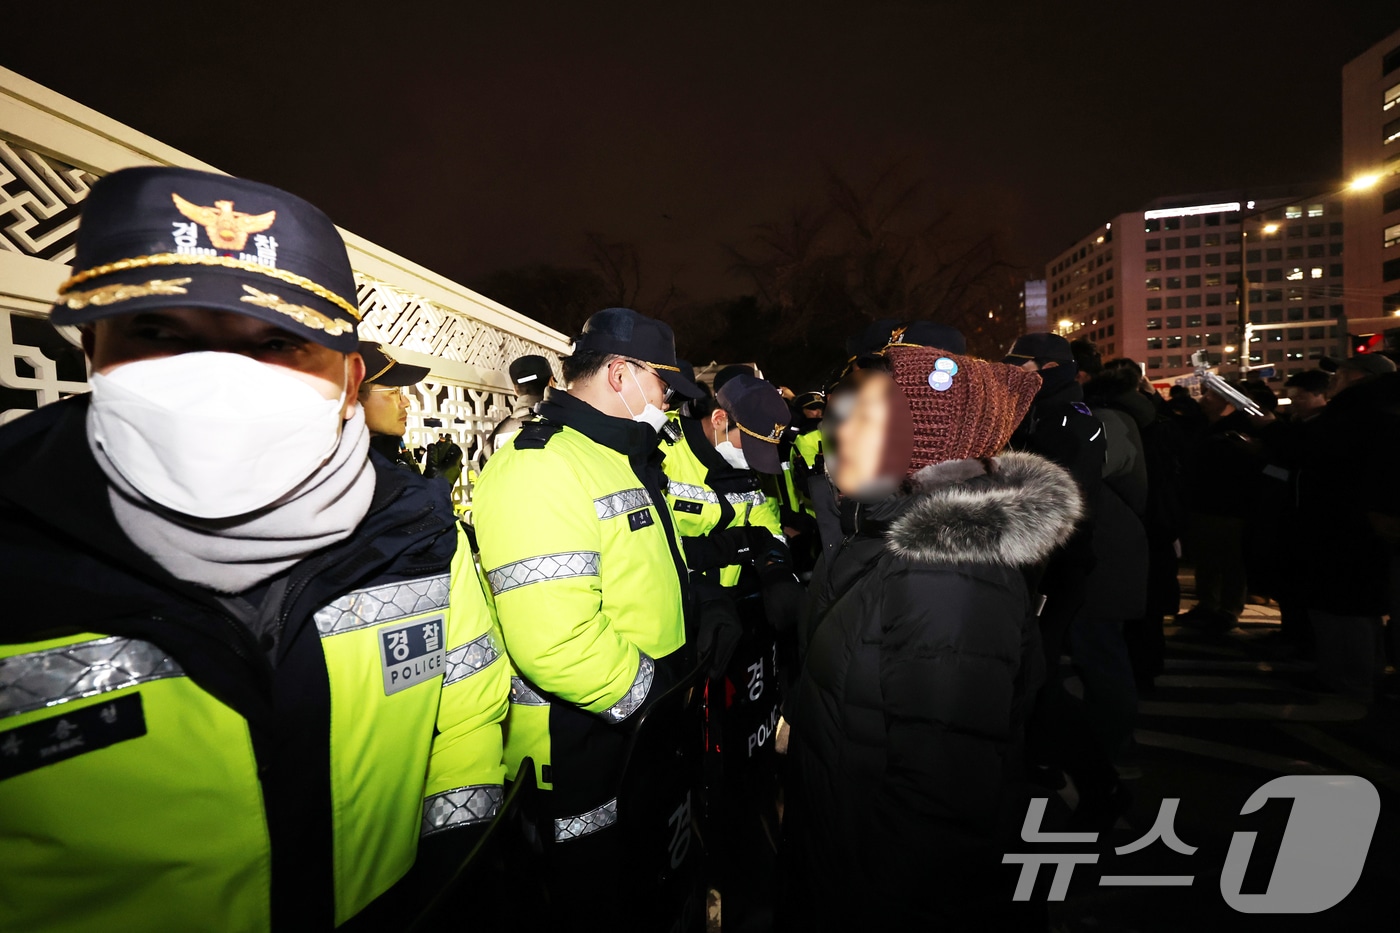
[471,390,689,795]
[0,398,509,933]
[778,427,823,520]
[662,414,783,588]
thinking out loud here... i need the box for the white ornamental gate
[0,67,569,508]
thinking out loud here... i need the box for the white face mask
[617,364,669,433]
[88,351,348,520]
[713,418,749,470]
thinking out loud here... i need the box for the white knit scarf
[91,407,376,594]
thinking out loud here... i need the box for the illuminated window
[1286,350,1304,361]
[1204,233,1221,247]
[1386,222,1400,249]
[1307,204,1324,218]
[1286,267,1303,281]
[1187,314,1202,328]
[1386,82,1400,111]
[1146,337,1162,350]
[1146,317,1162,329]
[1286,287,1304,301]
[1285,205,1303,219]
[1187,334,1203,347]
[1206,273,1222,286]
[1167,335,1182,348]
[1385,114,1400,145]
[1146,258,1161,272]
[1310,267,1323,279]
[1146,277,1161,290]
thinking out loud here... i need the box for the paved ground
[1047,574,1400,931]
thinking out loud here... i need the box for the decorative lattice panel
[0,142,98,262]
[0,141,562,506]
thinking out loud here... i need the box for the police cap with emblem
[52,166,361,352]
[717,373,792,475]
[569,307,703,399]
[359,341,430,386]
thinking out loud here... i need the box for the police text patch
[0,693,146,781]
[628,509,655,532]
[379,615,447,696]
[673,500,703,514]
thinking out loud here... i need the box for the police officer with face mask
[0,167,509,932]
[470,307,705,928]
[359,340,430,470]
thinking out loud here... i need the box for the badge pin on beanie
[928,357,958,391]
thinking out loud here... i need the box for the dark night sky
[7,1,1400,310]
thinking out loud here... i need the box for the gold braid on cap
[736,420,784,444]
[637,359,680,372]
[58,253,362,321]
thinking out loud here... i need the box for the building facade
[1047,188,1349,388]
[1020,278,1047,332]
[1342,26,1400,345]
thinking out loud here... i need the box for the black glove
[682,526,775,572]
[423,442,464,484]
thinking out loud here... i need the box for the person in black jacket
[780,346,1082,930]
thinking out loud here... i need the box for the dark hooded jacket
[781,452,1082,930]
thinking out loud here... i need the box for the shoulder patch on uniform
[627,508,655,532]
[515,421,563,450]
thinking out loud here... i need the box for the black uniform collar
[538,386,662,457]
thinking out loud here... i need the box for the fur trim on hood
[885,451,1083,566]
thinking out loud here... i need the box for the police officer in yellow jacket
[0,167,509,933]
[471,307,703,925]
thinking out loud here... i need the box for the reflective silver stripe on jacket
[666,481,719,503]
[554,797,619,841]
[510,677,549,706]
[421,784,504,837]
[725,490,767,507]
[486,551,600,595]
[599,653,654,724]
[0,636,184,719]
[442,631,502,687]
[313,573,451,637]
[594,488,652,520]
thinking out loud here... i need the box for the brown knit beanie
[886,346,1041,472]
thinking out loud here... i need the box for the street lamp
[1349,173,1382,191]
[1261,223,1280,235]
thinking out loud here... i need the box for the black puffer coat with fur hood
[781,452,1082,930]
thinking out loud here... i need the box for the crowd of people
[2,165,1397,932]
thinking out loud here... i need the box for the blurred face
[1284,386,1326,417]
[86,308,363,418]
[834,373,893,494]
[1199,388,1233,421]
[361,385,410,436]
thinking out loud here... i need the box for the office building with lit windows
[1046,187,1347,387]
[1342,26,1400,343]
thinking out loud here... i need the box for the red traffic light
[1350,333,1383,354]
